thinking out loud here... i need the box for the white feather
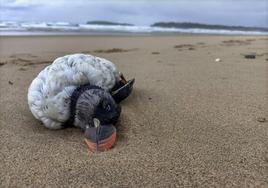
[28,54,120,129]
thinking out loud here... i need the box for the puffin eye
[102,101,111,111]
[105,104,111,111]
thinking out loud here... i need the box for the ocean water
[0,21,267,36]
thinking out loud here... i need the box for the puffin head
[73,86,121,130]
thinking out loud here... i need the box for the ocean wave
[0,21,267,35]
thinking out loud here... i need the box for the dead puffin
[28,53,134,152]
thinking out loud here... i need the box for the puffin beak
[119,72,127,84]
[84,118,117,153]
[112,78,135,103]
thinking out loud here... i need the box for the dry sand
[0,35,268,187]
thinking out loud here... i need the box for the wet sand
[0,35,268,187]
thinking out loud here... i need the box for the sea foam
[0,21,267,36]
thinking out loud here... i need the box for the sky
[0,0,267,27]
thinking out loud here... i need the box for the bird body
[28,54,121,129]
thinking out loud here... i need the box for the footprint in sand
[19,67,27,71]
[196,42,206,45]
[241,52,268,60]
[221,40,251,46]
[93,48,137,53]
[10,53,38,58]
[174,42,206,51]
[245,39,256,42]
[174,44,196,51]
[2,57,51,67]
[0,62,6,66]
[257,117,267,123]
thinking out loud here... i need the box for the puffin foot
[84,125,116,152]
[111,73,135,103]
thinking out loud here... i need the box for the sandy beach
[0,35,267,187]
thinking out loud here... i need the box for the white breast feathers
[27,54,120,129]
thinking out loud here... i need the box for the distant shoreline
[1,21,268,36]
[152,22,268,32]
[1,30,268,37]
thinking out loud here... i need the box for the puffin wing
[28,54,120,129]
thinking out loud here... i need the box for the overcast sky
[0,0,267,27]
